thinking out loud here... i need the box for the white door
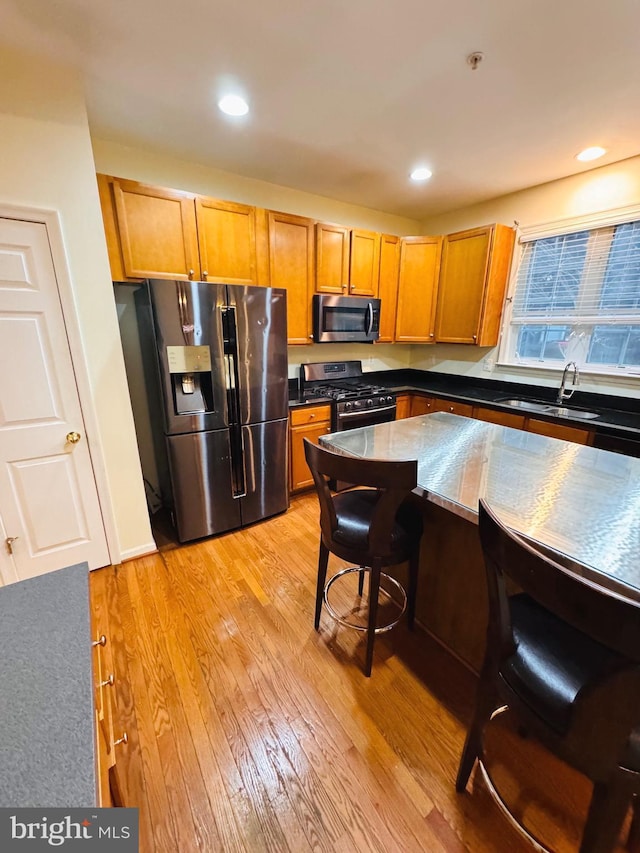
[0,217,109,584]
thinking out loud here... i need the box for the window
[501,213,640,375]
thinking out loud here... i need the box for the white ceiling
[3,0,640,219]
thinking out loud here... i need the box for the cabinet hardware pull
[99,673,115,688]
[113,732,128,747]
[92,635,107,647]
[5,536,19,555]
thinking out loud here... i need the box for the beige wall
[416,157,640,399]
[0,46,154,560]
[92,138,421,235]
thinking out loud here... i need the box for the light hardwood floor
[91,492,628,852]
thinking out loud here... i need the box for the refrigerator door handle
[229,425,247,499]
[222,304,247,498]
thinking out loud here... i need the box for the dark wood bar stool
[303,438,422,677]
[457,499,640,853]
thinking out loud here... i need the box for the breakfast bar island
[321,412,640,671]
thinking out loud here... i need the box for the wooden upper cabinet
[377,234,400,343]
[315,222,350,294]
[108,176,200,281]
[268,211,315,345]
[395,236,443,343]
[349,229,381,297]
[195,198,258,285]
[435,224,515,346]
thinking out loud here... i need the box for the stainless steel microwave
[312,294,380,343]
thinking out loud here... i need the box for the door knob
[66,431,81,444]
[5,536,18,555]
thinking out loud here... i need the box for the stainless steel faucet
[557,361,579,404]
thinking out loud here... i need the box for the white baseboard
[117,540,159,563]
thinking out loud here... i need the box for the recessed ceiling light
[576,146,606,162]
[218,94,249,116]
[410,167,433,182]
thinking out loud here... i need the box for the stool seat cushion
[502,594,628,735]
[331,489,420,557]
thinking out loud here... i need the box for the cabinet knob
[92,635,107,648]
[98,673,115,688]
[188,269,195,279]
[308,335,313,339]
[309,413,316,419]
[472,335,477,342]
[113,732,128,748]
[449,406,454,412]
[429,333,434,338]
[202,270,208,279]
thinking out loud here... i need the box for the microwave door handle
[366,302,374,336]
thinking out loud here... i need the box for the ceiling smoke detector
[467,52,484,70]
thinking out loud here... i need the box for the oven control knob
[354,400,362,409]
[387,396,394,404]
[366,399,374,407]
[345,402,352,411]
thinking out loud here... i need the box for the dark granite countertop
[289,368,640,439]
[0,564,96,807]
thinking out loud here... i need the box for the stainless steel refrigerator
[138,279,289,542]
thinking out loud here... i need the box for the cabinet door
[349,229,381,297]
[290,420,331,492]
[435,224,515,346]
[316,222,350,294]
[525,418,592,445]
[111,177,200,280]
[377,234,400,343]
[433,398,474,417]
[395,395,411,420]
[410,395,435,416]
[436,226,492,344]
[196,198,258,284]
[473,406,525,430]
[268,211,315,344]
[395,236,443,342]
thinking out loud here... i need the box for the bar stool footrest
[323,566,407,634]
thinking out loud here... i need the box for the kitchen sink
[497,399,600,420]
[498,399,553,414]
[543,406,600,420]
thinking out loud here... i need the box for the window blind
[506,218,640,370]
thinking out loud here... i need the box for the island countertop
[321,412,640,602]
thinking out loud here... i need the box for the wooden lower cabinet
[394,396,593,447]
[473,406,526,430]
[90,570,128,807]
[289,405,331,492]
[410,395,435,416]
[395,394,411,419]
[433,398,474,417]
[525,418,593,445]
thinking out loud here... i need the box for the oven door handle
[338,404,396,421]
[366,302,374,336]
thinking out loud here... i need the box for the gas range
[300,361,396,422]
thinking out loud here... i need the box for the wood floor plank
[90,491,608,852]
